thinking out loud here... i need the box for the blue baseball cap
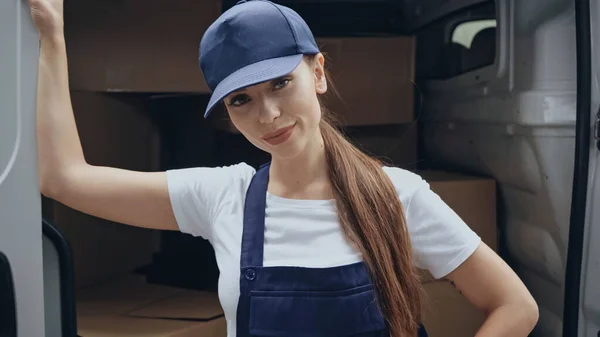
[199,0,321,117]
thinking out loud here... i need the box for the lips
[262,124,295,140]
[262,123,296,146]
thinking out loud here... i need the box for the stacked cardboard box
[315,37,415,127]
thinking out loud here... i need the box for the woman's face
[223,54,328,159]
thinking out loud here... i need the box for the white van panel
[580,0,600,335]
[420,1,576,336]
[0,1,45,336]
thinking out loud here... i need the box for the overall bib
[236,163,429,337]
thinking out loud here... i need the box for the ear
[312,53,328,94]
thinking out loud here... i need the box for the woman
[28,0,539,336]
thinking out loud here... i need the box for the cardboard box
[76,274,184,316]
[65,0,222,92]
[421,280,486,337]
[65,1,415,128]
[76,274,226,337]
[416,171,497,283]
[423,171,497,251]
[347,123,418,170]
[127,291,224,321]
[316,37,415,126]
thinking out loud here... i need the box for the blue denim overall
[236,163,428,337]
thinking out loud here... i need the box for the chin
[272,124,323,160]
[268,139,305,160]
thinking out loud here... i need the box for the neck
[268,128,331,199]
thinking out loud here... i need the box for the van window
[452,19,497,49]
[416,2,496,80]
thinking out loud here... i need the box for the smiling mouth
[262,124,295,140]
[262,123,296,146]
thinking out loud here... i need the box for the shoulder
[383,166,482,278]
[381,166,428,208]
[165,161,257,208]
[164,162,257,238]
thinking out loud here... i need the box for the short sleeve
[165,163,256,240]
[383,167,481,279]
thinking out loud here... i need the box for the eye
[274,77,291,90]
[228,94,250,107]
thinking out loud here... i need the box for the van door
[0,1,45,337]
[563,0,600,336]
[576,0,600,335]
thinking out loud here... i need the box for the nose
[258,98,281,124]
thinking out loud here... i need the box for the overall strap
[240,162,270,268]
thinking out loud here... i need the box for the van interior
[40,0,582,336]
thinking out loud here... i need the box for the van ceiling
[223,0,492,35]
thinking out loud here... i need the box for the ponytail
[315,57,423,337]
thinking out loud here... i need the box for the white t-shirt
[166,163,481,337]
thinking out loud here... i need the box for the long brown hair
[310,54,423,336]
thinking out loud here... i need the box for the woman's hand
[27,0,64,39]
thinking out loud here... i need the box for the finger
[27,0,41,8]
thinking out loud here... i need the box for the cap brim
[204,54,304,118]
